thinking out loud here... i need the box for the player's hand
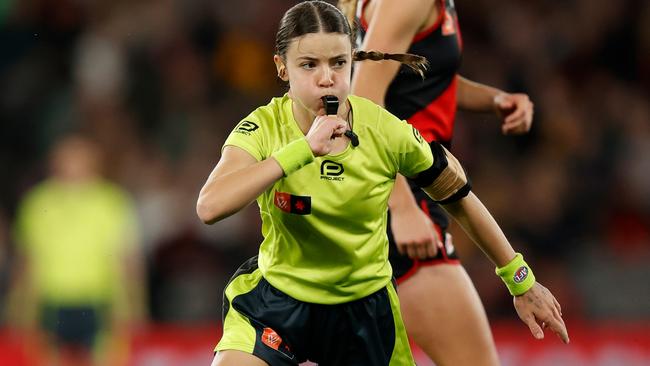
[390,204,440,259]
[493,93,533,135]
[513,282,569,344]
[306,115,348,156]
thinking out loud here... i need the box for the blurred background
[0,0,648,365]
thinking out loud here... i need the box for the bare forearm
[456,75,502,112]
[197,158,283,224]
[442,192,516,267]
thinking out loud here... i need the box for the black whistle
[322,95,338,116]
[321,95,359,147]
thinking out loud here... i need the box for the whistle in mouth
[322,95,339,115]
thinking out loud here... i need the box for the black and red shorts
[388,183,460,284]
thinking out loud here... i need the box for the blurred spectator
[6,135,146,366]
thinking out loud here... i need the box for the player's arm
[409,143,569,343]
[440,192,568,344]
[411,142,521,265]
[197,146,284,224]
[351,0,434,105]
[457,75,534,135]
[443,191,568,344]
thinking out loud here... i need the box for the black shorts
[40,303,104,348]
[388,183,460,283]
[216,256,415,365]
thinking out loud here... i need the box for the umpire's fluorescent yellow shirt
[224,94,433,304]
[15,180,137,305]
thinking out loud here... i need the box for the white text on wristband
[495,253,536,296]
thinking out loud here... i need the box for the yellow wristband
[495,253,536,296]
[272,138,314,176]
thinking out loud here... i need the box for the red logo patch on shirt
[262,327,282,350]
[274,192,290,212]
[274,191,311,215]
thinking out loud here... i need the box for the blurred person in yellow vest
[7,134,146,366]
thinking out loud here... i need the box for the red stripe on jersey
[360,0,446,44]
[360,0,370,30]
[413,0,445,42]
[407,76,457,143]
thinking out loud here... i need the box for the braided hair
[276,1,428,76]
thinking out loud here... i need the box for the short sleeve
[379,109,434,178]
[223,118,266,161]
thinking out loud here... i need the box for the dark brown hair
[276,1,354,58]
[276,0,428,76]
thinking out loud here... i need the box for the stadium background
[1,0,649,364]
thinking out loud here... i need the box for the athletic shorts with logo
[215,256,415,366]
[388,182,460,283]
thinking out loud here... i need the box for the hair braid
[354,50,429,77]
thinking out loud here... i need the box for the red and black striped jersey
[359,0,462,145]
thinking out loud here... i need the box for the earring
[278,68,286,79]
